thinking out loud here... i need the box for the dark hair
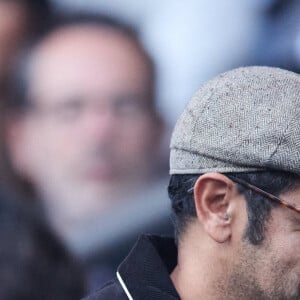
[0,0,53,97]
[7,12,155,111]
[10,0,54,37]
[168,171,300,245]
[0,189,85,299]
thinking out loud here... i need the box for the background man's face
[9,26,161,224]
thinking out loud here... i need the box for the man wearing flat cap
[85,66,300,300]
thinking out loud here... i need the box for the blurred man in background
[5,14,171,288]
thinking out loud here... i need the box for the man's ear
[4,112,30,177]
[193,173,236,243]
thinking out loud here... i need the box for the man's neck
[170,263,218,300]
[170,233,232,300]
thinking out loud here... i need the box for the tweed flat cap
[170,66,300,175]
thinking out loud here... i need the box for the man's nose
[80,106,117,141]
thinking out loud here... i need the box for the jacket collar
[117,235,180,299]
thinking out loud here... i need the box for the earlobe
[193,173,235,243]
[224,212,231,221]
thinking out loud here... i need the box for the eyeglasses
[227,175,300,214]
[187,175,300,214]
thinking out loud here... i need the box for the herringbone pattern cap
[170,66,300,175]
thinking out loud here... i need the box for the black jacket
[84,235,180,299]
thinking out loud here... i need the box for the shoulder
[83,280,128,300]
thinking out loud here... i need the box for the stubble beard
[217,241,300,300]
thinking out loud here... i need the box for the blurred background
[0,0,299,298]
[51,0,300,125]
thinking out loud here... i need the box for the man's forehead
[30,25,144,70]
[25,24,153,105]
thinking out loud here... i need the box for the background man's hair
[168,171,300,245]
[0,0,54,104]
[14,0,54,37]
